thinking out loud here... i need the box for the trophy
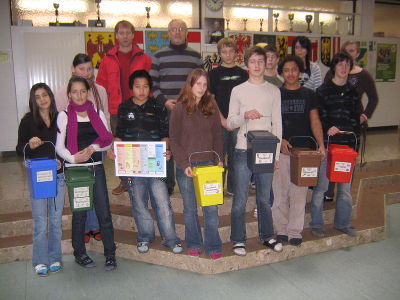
[346,16,353,35]
[288,13,294,32]
[226,18,230,31]
[335,16,341,34]
[95,0,103,27]
[53,3,60,26]
[320,21,324,34]
[242,18,248,31]
[145,6,151,28]
[305,14,313,33]
[273,13,279,32]
[259,19,264,32]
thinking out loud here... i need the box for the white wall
[0,1,18,152]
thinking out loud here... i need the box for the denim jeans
[176,161,222,255]
[72,164,116,258]
[85,208,99,232]
[222,128,238,194]
[126,177,180,248]
[231,150,274,243]
[31,173,65,267]
[310,157,353,229]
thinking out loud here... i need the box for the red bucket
[326,132,358,183]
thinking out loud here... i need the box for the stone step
[0,173,398,273]
[0,200,352,242]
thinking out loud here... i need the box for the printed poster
[202,52,221,72]
[321,37,341,67]
[114,142,166,177]
[356,41,368,69]
[228,32,252,66]
[376,43,397,82]
[145,30,170,59]
[85,32,115,68]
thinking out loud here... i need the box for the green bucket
[65,167,95,212]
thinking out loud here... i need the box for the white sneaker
[137,242,149,253]
[232,242,246,256]
[171,244,183,254]
[253,208,258,218]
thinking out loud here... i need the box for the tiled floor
[0,129,399,299]
[0,204,398,300]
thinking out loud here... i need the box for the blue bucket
[24,141,59,199]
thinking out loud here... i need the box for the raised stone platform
[0,159,399,273]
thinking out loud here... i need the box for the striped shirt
[150,43,202,105]
[299,61,322,91]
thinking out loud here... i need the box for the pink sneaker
[187,249,200,257]
[210,252,222,260]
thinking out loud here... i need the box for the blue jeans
[223,128,238,194]
[176,161,222,255]
[31,173,65,267]
[85,208,99,232]
[231,150,274,243]
[310,158,353,229]
[126,177,180,248]
[72,165,116,258]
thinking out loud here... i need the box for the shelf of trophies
[223,6,360,36]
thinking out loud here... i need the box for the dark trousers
[166,156,175,190]
[72,164,116,258]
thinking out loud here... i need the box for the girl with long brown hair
[169,69,224,259]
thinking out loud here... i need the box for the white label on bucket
[74,196,90,208]
[255,153,273,164]
[301,167,318,178]
[203,183,221,195]
[74,186,89,198]
[36,170,53,182]
[334,161,352,172]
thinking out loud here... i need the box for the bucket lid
[65,167,95,181]
[247,130,279,142]
[291,148,324,158]
[329,145,358,156]
[25,158,59,168]
[192,165,224,176]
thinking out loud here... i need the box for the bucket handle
[244,116,268,138]
[23,141,57,162]
[62,157,96,178]
[287,136,318,151]
[327,131,358,152]
[188,151,221,166]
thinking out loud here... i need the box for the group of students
[17,24,377,276]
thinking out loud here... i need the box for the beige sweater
[227,80,282,160]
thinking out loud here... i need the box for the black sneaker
[263,239,283,252]
[104,256,117,271]
[75,254,96,268]
[289,238,303,246]
[276,235,288,243]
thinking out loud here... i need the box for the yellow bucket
[190,151,224,207]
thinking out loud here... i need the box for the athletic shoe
[171,244,183,254]
[210,252,222,260]
[84,232,90,243]
[75,254,96,268]
[92,230,102,241]
[137,242,149,253]
[187,249,200,257]
[289,238,303,246]
[232,242,246,256]
[34,264,48,277]
[276,235,288,243]
[104,256,117,271]
[263,239,283,252]
[311,228,325,238]
[334,226,357,237]
[49,262,62,273]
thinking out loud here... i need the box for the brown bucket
[289,136,324,187]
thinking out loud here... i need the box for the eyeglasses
[169,27,186,32]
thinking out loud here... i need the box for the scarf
[66,101,113,155]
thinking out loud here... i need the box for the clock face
[206,0,223,11]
